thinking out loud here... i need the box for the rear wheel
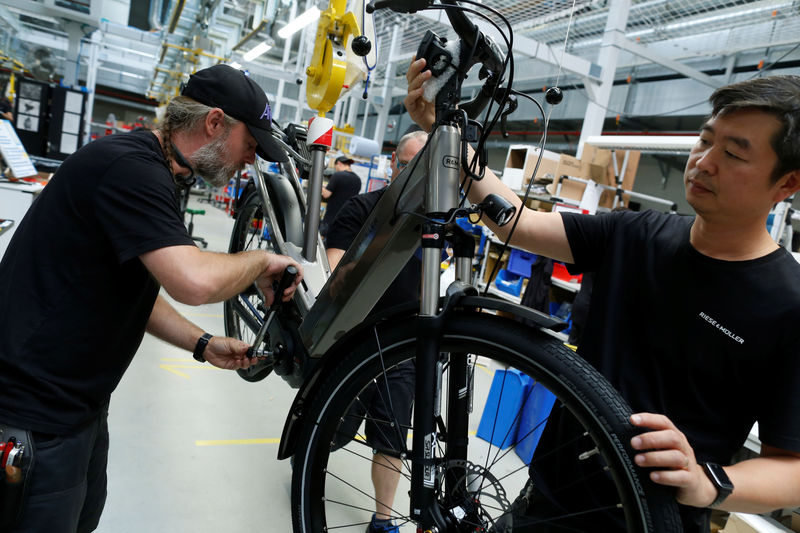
[291,311,681,532]
[224,190,279,381]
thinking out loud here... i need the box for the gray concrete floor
[96,191,299,532]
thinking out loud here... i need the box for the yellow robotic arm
[305,0,366,116]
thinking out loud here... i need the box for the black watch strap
[701,462,734,508]
[193,333,213,363]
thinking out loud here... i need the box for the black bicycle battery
[0,424,34,529]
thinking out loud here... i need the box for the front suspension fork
[410,222,476,531]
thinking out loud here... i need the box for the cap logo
[260,102,271,122]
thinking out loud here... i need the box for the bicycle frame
[245,117,563,531]
[235,5,562,530]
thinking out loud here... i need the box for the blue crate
[514,383,557,464]
[477,368,530,449]
[455,217,483,236]
[494,268,524,297]
[507,248,537,278]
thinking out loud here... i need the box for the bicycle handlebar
[367,0,507,121]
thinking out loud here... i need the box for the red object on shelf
[551,262,582,284]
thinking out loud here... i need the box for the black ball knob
[352,36,372,57]
[545,86,563,105]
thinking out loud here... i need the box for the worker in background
[319,154,362,237]
[0,64,302,532]
[407,61,800,532]
[326,130,428,533]
[0,95,13,122]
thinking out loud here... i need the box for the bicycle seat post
[302,116,334,262]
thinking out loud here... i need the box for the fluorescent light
[228,61,242,69]
[243,41,273,62]
[277,6,321,39]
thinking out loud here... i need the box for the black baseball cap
[181,64,287,163]
[335,155,355,165]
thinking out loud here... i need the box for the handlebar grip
[274,265,298,303]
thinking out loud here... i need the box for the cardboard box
[580,144,613,168]
[503,145,560,190]
[597,150,641,208]
[548,154,608,209]
[609,149,641,190]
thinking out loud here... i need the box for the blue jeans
[5,409,109,533]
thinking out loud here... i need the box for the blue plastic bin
[455,218,483,236]
[494,268,524,297]
[507,249,538,278]
[477,368,530,449]
[514,383,557,464]
[548,301,572,335]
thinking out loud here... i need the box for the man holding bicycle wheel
[0,64,302,532]
[407,62,800,531]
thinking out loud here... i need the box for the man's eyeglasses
[396,160,410,170]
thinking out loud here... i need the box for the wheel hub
[438,459,511,532]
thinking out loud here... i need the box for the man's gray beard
[190,130,242,188]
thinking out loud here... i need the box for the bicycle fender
[276,297,565,460]
[263,171,304,247]
[232,175,303,247]
[457,295,567,331]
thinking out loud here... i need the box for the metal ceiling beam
[168,0,187,33]
[611,33,723,89]
[0,5,22,34]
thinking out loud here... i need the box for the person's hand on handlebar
[256,254,304,306]
[404,56,436,132]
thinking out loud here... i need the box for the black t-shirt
[0,130,194,434]
[325,189,420,312]
[531,209,800,531]
[322,170,362,228]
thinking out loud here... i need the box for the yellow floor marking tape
[196,438,281,446]
[159,363,222,379]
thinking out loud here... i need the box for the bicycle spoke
[324,470,411,523]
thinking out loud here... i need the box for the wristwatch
[701,462,734,508]
[192,333,213,363]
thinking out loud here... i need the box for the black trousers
[3,409,109,533]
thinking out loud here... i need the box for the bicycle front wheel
[291,311,680,533]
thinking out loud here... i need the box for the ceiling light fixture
[277,6,321,39]
[243,41,272,62]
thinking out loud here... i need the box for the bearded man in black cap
[0,64,302,532]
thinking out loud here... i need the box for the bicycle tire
[224,190,277,381]
[291,311,681,533]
